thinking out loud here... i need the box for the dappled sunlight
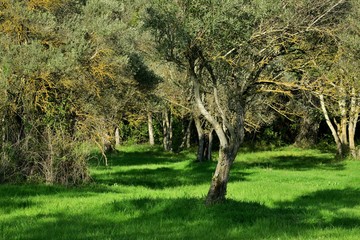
[2,194,360,239]
[92,162,249,189]
[1,147,360,239]
[235,147,343,171]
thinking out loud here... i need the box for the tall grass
[1,145,359,239]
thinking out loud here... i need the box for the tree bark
[45,126,54,184]
[180,117,192,149]
[147,112,155,146]
[193,74,244,203]
[186,121,191,148]
[162,109,172,151]
[205,146,236,204]
[207,129,214,161]
[319,94,344,158]
[348,87,359,159]
[114,127,120,146]
[194,115,205,162]
[338,87,348,145]
[294,112,319,147]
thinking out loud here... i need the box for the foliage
[0,0,152,184]
[144,0,356,203]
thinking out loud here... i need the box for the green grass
[1,145,360,239]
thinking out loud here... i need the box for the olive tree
[145,0,350,204]
[265,0,359,158]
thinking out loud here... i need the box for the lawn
[1,145,360,239]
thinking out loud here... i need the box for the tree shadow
[236,155,344,171]
[92,161,250,189]
[5,188,359,239]
[3,198,274,240]
[0,183,123,207]
[275,188,360,229]
[0,197,36,214]
[89,148,191,167]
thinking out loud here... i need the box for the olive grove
[0,0,359,204]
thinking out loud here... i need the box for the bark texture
[194,115,205,162]
[114,127,120,146]
[348,87,359,159]
[162,110,172,151]
[320,94,344,157]
[147,112,155,146]
[205,147,235,204]
[193,73,244,204]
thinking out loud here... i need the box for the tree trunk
[1,112,7,181]
[45,126,54,184]
[294,112,319,147]
[192,65,244,204]
[348,87,359,159]
[103,133,116,154]
[186,121,191,148]
[349,120,356,158]
[194,115,205,162]
[180,117,192,149]
[205,146,236,204]
[114,127,120,146]
[15,114,25,146]
[338,86,348,146]
[207,129,214,161]
[147,112,155,146]
[319,94,344,158]
[162,110,172,151]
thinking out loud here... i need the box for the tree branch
[192,72,229,147]
[306,0,345,31]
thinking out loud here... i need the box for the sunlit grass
[1,145,360,239]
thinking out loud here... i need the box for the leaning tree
[145,0,351,204]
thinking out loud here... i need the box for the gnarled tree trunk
[193,73,244,204]
[205,146,236,204]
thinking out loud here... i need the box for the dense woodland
[0,0,359,204]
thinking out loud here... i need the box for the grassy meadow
[1,145,360,239]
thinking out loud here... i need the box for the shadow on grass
[92,161,250,189]
[3,188,359,240]
[0,197,36,214]
[236,155,344,171]
[91,146,345,189]
[0,183,125,215]
[89,146,190,168]
[277,188,360,229]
